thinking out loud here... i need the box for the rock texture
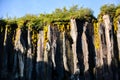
[0,18,119,80]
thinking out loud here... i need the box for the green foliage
[0,5,95,31]
[99,4,116,20]
[113,4,120,33]
[69,5,78,13]
[98,4,120,34]
[0,19,6,27]
[0,19,6,32]
[100,4,115,13]
[2,4,120,32]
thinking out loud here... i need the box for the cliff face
[0,16,120,80]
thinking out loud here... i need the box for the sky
[0,0,119,18]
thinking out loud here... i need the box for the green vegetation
[0,4,120,34]
[0,5,95,31]
[97,4,120,33]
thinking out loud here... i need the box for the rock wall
[0,17,119,80]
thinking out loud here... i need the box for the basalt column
[116,19,120,80]
[13,27,26,79]
[0,25,5,79]
[70,19,79,74]
[86,22,96,80]
[82,22,90,80]
[44,25,53,80]
[1,25,8,79]
[64,24,74,79]
[103,14,113,79]
[36,31,44,80]
[94,22,103,80]
[25,27,33,80]
[55,27,64,80]
[7,24,17,80]
[63,30,69,73]
[76,19,84,79]
[51,27,57,70]
[117,20,120,63]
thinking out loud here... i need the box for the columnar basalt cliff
[0,4,120,80]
